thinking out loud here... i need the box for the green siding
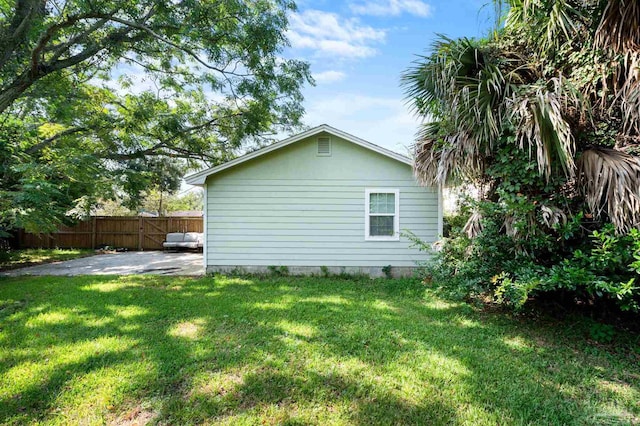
[205,133,439,268]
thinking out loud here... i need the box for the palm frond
[595,0,640,53]
[618,52,640,135]
[413,124,486,186]
[503,213,519,238]
[540,204,567,228]
[463,210,483,238]
[544,0,581,47]
[577,147,640,232]
[505,0,582,51]
[404,36,515,186]
[508,76,578,179]
[413,128,443,187]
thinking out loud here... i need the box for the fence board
[18,216,203,250]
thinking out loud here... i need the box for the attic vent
[317,137,331,156]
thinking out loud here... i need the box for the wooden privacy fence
[18,216,203,250]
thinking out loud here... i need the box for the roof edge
[185,124,413,185]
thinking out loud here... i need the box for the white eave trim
[184,124,413,185]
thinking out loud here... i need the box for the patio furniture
[163,232,203,251]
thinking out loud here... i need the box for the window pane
[370,193,395,214]
[370,215,394,236]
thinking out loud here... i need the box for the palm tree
[403,0,640,232]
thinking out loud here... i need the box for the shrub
[410,139,640,315]
[267,265,289,276]
[492,225,640,312]
[320,265,330,277]
[382,265,393,279]
[419,220,640,313]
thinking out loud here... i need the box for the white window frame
[365,188,400,241]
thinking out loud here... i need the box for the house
[185,124,442,277]
[138,211,203,218]
[167,211,203,217]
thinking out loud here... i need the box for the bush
[412,141,640,315]
[414,216,640,314]
[493,225,640,312]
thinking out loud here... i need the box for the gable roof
[185,124,413,185]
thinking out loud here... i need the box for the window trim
[365,188,400,241]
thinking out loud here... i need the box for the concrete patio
[0,251,204,276]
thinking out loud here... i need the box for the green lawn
[0,249,95,271]
[0,275,638,425]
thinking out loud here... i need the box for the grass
[0,249,95,271]
[0,275,638,425]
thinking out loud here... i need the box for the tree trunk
[0,71,35,113]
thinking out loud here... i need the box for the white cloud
[312,70,347,83]
[350,0,432,17]
[287,10,385,59]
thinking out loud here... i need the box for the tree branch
[179,112,244,135]
[0,25,145,114]
[93,14,231,75]
[47,17,111,63]
[30,12,111,77]
[0,7,159,114]
[0,0,44,69]
[26,126,89,154]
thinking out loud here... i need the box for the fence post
[91,217,97,249]
[138,216,143,251]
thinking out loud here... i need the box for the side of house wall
[205,133,439,275]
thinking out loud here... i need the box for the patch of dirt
[110,406,157,426]
[170,320,202,339]
[189,371,245,398]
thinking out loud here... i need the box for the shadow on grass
[0,274,638,424]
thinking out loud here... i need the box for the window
[365,189,399,240]
[317,136,331,156]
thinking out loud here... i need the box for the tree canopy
[0,0,311,234]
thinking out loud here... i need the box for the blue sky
[285,0,495,153]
